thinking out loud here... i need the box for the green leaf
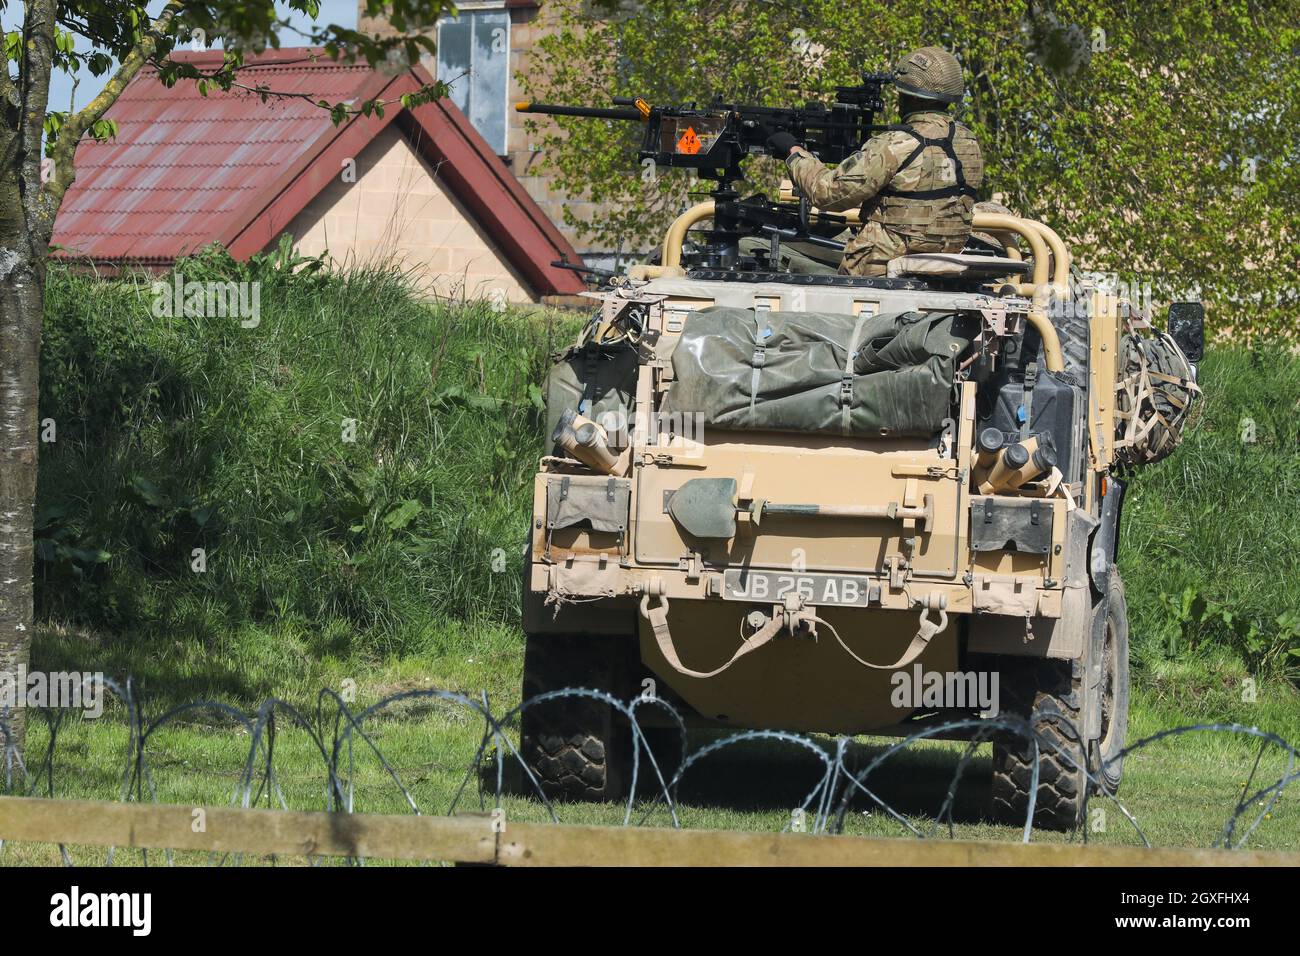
[68,547,111,564]
[382,499,424,531]
[129,476,170,508]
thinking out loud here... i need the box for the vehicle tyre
[1093,575,1130,794]
[519,631,635,801]
[990,574,1129,829]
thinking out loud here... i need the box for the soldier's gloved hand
[764,127,800,160]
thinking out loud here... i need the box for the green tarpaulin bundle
[663,307,975,438]
[543,340,639,452]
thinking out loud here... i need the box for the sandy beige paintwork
[525,211,1122,733]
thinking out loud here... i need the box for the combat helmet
[893,46,965,104]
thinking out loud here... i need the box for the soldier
[767,46,985,277]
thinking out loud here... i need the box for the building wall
[360,0,623,265]
[286,123,533,303]
[505,3,613,263]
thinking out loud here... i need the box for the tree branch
[44,0,185,210]
[16,0,58,245]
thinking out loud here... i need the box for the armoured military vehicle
[516,90,1201,829]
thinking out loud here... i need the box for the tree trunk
[0,0,58,771]
[0,79,52,762]
[0,249,41,764]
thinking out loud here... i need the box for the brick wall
[360,1,622,265]
[504,4,613,262]
[286,124,533,302]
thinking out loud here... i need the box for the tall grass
[35,255,1299,695]
[1118,344,1300,686]
[37,248,578,660]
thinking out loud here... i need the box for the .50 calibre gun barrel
[516,102,646,122]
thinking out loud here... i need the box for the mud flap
[642,595,949,676]
[1089,475,1125,595]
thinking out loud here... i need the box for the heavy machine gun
[517,73,894,270]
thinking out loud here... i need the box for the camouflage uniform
[787,110,984,277]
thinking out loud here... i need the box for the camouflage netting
[663,307,975,438]
[1114,328,1200,466]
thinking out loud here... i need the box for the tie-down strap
[639,594,948,677]
[640,595,781,679]
[841,312,870,436]
[822,605,948,670]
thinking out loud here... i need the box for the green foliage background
[523,0,1299,336]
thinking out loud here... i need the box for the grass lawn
[3,619,1296,866]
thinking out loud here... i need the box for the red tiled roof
[51,47,585,297]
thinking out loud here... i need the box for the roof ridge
[53,56,586,297]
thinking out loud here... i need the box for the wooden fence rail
[1,797,1294,866]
